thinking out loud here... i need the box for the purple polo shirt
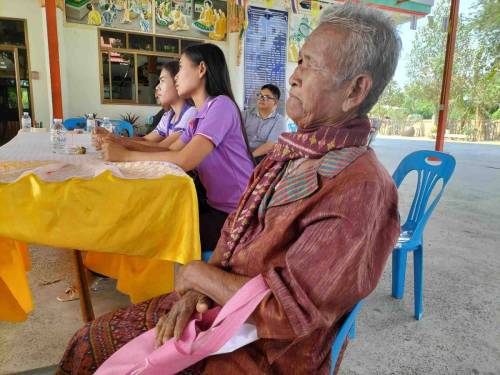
[181,96,254,213]
[154,104,196,137]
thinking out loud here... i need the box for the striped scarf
[221,116,372,267]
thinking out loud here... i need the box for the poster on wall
[64,0,154,32]
[155,0,228,41]
[244,6,288,114]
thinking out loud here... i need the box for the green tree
[402,84,435,119]
[404,0,499,139]
[466,0,500,139]
[405,0,448,119]
[370,80,408,120]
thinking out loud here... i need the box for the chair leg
[392,249,408,299]
[348,321,356,340]
[413,246,424,320]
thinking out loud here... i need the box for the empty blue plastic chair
[391,150,456,320]
[63,118,134,138]
[330,300,364,374]
[110,120,134,137]
[63,117,87,130]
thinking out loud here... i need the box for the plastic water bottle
[50,118,66,153]
[86,113,96,134]
[101,117,114,134]
[22,112,31,130]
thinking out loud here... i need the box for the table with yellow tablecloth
[0,132,201,322]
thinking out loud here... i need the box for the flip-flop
[56,286,80,302]
[90,276,110,292]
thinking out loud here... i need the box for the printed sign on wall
[244,6,288,114]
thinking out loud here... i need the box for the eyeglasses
[256,94,276,102]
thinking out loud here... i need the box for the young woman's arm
[117,132,182,152]
[142,131,165,142]
[102,135,214,171]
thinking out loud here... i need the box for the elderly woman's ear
[342,74,373,114]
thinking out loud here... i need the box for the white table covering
[0,132,186,183]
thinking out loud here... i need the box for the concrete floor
[0,137,499,374]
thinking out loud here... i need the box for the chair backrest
[111,120,134,137]
[330,300,364,374]
[392,150,456,235]
[201,250,213,263]
[63,117,86,130]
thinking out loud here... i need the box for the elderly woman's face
[287,25,352,129]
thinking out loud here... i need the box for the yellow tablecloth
[0,170,200,322]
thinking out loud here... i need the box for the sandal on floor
[57,286,80,302]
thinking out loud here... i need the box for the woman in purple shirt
[94,61,196,152]
[103,44,255,250]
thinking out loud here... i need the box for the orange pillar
[435,0,460,151]
[45,0,63,119]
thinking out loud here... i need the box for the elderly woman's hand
[102,139,129,161]
[155,290,212,347]
[174,261,206,296]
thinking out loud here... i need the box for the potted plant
[121,112,140,126]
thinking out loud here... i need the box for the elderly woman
[57,4,401,374]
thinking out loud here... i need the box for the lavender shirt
[154,104,196,137]
[181,96,254,213]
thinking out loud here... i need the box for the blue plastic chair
[63,118,134,137]
[111,120,134,137]
[201,250,212,263]
[391,150,456,320]
[330,300,364,374]
[63,117,86,130]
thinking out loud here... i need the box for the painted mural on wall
[155,0,228,41]
[288,13,315,62]
[227,0,245,34]
[65,0,154,32]
[287,0,329,62]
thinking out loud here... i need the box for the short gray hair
[319,3,402,115]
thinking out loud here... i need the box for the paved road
[341,138,500,375]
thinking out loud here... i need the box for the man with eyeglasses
[243,84,288,163]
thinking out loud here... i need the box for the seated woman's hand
[155,290,212,348]
[94,126,109,135]
[91,133,105,150]
[91,127,110,150]
[102,139,129,161]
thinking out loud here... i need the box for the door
[0,18,33,146]
[0,49,21,145]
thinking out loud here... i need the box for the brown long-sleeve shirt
[203,149,400,374]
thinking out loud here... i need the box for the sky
[393,0,476,86]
